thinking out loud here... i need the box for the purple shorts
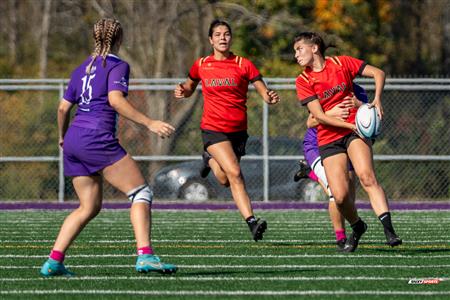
[63,126,127,176]
[303,128,354,173]
[304,147,320,168]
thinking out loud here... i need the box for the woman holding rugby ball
[294,32,401,252]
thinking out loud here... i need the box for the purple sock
[137,246,154,256]
[49,250,65,262]
[335,229,346,241]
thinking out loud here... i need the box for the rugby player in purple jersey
[40,19,177,277]
[294,84,367,251]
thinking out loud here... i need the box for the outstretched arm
[174,78,199,99]
[253,80,280,105]
[108,91,175,138]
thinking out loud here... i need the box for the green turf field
[0,209,449,299]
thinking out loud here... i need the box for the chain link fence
[0,78,449,202]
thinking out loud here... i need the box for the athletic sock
[137,246,154,256]
[49,250,65,263]
[378,212,396,234]
[335,229,346,241]
[246,216,257,227]
[350,218,365,233]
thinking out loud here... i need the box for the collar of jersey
[107,54,120,59]
[206,52,236,62]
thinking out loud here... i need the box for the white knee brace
[127,184,153,204]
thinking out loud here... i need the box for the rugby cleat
[336,238,347,251]
[249,218,267,242]
[342,220,367,253]
[40,258,75,277]
[199,151,212,178]
[385,231,403,247]
[136,254,177,274]
[293,159,311,182]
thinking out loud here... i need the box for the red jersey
[296,56,367,146]
[189,53,261,132]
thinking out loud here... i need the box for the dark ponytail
[294,32,335,57]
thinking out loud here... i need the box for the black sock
[246,216,257,227]
[379,212,396,235]
[351,218,365,232]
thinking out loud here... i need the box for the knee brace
[127,184,153,204]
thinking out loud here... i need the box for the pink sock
[49,250,65,262]
[335,229,346,241]
[137,246,154,256]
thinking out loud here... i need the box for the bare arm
[361,64,385,119]
[57,99,74,146]
[108,91,175,138]
[174,78,199,99]
[306,100,356,131]
[306,95,360,128]
[253,79,280,104]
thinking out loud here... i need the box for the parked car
[151,136,327,202]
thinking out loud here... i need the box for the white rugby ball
[355,104,381,139]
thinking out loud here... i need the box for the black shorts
[201,129,248,158]
[319,132,362,160]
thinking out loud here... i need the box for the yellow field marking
[249,244,450,250]
[0,244,224,250]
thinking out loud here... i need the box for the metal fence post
[58,82,65,203]
[263,101,269,202]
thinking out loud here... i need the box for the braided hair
[85,18,123,74]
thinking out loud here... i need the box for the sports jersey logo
[204,78,237,87]
[322,82,347,100]
[114,77,128,87]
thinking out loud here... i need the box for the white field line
[1,219,449,223]
[3,232,448,239]
[1,239,449,243]
[0,275,439,282]
[2,227,447,234]
[1,290,450,296]
[2,254,450,259]
[2,219,449,224]
[2,264,450,269]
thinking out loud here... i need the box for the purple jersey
[64,54,130,134]
[303,83,368,165]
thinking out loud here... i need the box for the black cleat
[249,218,267,242]
[293,159,311,182]
[342,221,367,253]
[385,231,403,247]
[336,238,347,251]
[200,151,212,178]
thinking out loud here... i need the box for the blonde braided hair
[85,18,123,74]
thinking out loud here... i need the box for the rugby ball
[355,104,381,139]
